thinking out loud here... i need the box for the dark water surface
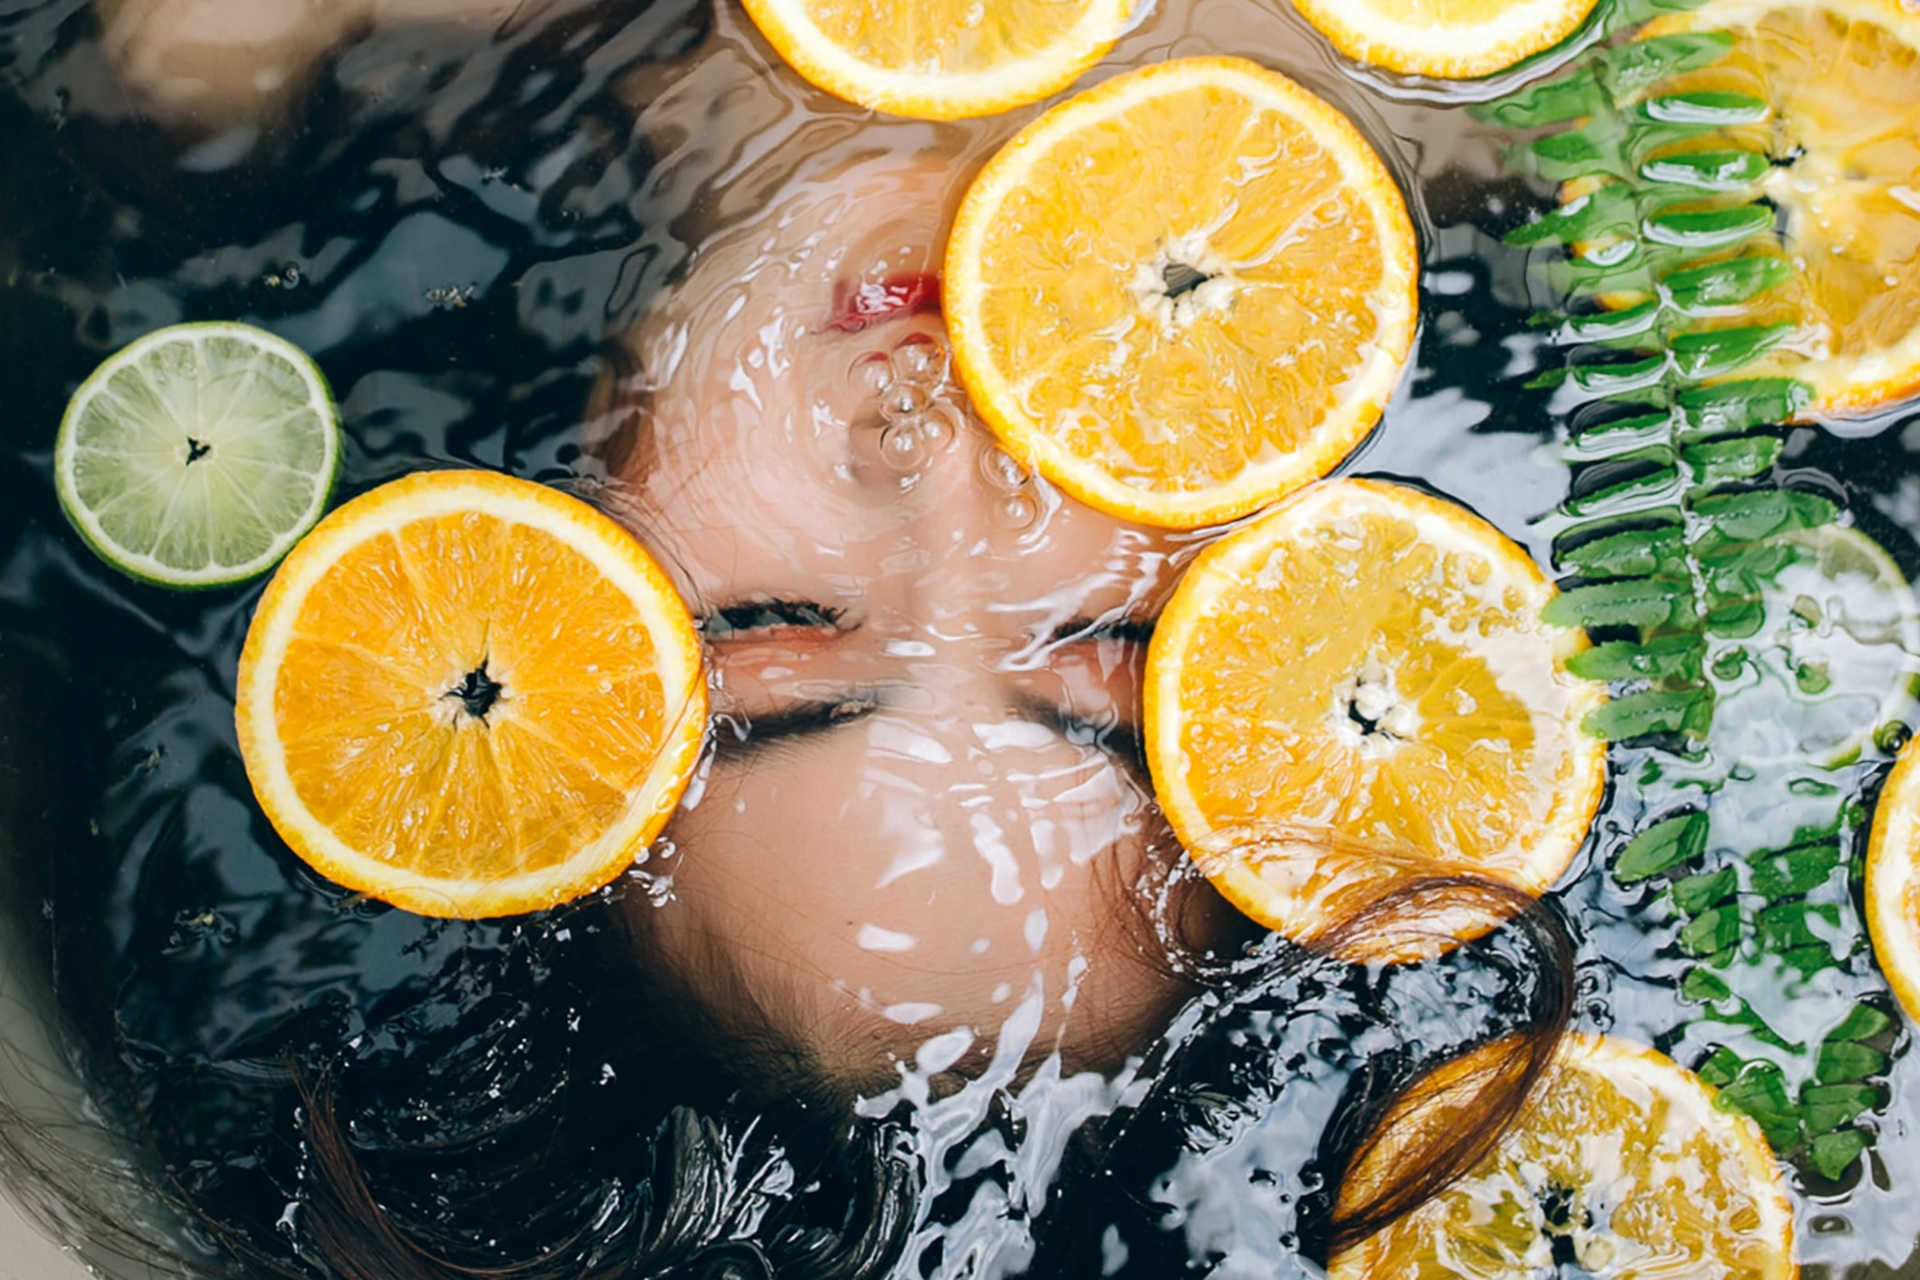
[1,1,1919,1277]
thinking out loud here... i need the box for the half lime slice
[55,322,340,589]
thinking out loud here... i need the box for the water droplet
[980,445,1029,491]
[920,403,961,450]
[881,381,928,422]
[994,493,1037,529]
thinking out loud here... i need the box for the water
[1,0,1918,1277]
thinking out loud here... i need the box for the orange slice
[1144,478,1606,948]
[1330,1034,1797,1279]
[943,56,1419,530]
[1624,0,1920,416]
[737,0,1132,120]
[1866,732,1920,1024]
[234,470,707,919]
[1289,0,1602,80]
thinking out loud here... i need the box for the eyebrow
[825,272,942,333]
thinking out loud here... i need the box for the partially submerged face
[597,149,1216,1086]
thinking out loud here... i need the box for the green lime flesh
[55,323,340,589]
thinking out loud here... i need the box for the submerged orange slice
[738,0,1132,120]
[944,57,1419,530]
[1144,479,1606,948]
[1626,0,1920,416]
[235,470,707,919]
[1289,0,1602,80]
[1866,733,1920,1024]
[1330,1034,1797,1279]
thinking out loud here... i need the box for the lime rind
[54,321,340,590]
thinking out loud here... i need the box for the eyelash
[703,599,847,638]
[1048,615,1157,646]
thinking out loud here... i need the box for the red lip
[826,272,942,333]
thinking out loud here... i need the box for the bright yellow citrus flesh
[1330,1034,1798,1280]
[235,470,707,920]
[944,56,1420,530]
[1866,734,1920,1024]
[1144,478,1606,949]
[1289,0,1602,79]
[738,0,1133,120]
[1632,0,1920,417]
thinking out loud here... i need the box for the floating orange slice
[1144,479,1606,949]
[738,0,1133,120]
[944,56,1419,530]
[1289,0,1602,80]
[1625,0,1920,417]
[1331,1034,1797,1279]
[235,470,707,919]
[1866,732,1920,1024]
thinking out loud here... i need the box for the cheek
[650,716,1172,1061]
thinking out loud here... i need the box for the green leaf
[1507,183,1641,247]
[1697,1045,1745,1087]
[1683,966,1733,1002]
[1749,840,1841,899]
[1682,435,1784,484]
[1692,488,1840,540]
[1816,1040,1888,1084]
[1827,1005,1895,1044]
[1545,577,1693,628]
[1639,91,1769,127]
[1801,1083,1882,1135]
[1524,127,1628,183]
[1569,355,1668,396]
[1643,204,1776,251]
[1477,68,1606,128]
[1664,255,1793,311]
[1600,30,1735,97]
[1718,1063,1802,1149]
[1681,904,1743,955]
[1586,686,1713,741]
[1672,866,1738,915]
[1561,300,1662,344]
[1558,526,1686,578]
[1779,943,1841,977]
[1640,148,1772,192]
[1567,634,1705,682]
[1678,378,1814,435]
[1569,410,1674,455]
[1551,251,1656,300]
[1705,596,1766,638]
[1756,901,1839,952]
[1671,324,1793,379]
[1616,810,1710,883]
[1807,1128,1871,1180]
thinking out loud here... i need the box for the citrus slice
[1144,478,1607,949]
[1626,0,1920,416]
[234,470,708,919]
[944,56,1419,530]
[1710,523,1920,768]
[1329,1033,1798,1279]
[1866,733,1920,1024]
[55,321,339,589]
[737,0,1132,120]
[1288,0,1602,80]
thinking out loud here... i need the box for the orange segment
[1330,1034,1798,1279]
[1627,0,1920,416]
[944,57,1419,530]
[1289,0,1602,80]
[738,0,1132,120]
[1866,733,1920,1025]
[235,470,707,919]
[1144,479,1606,950]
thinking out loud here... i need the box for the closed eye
[704,598,848,639]
[1045,614,1156,646]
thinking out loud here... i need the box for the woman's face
[601,149,1210,1085]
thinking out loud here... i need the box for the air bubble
[850,352,892,397]
[920,403,961,450]
[994,493,1037,529]
[880,423,929,474]
[881,382,929,422]
[891,332,947,382]
[980,445,1029,491]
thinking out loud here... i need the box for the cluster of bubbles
[848,332,1038,530]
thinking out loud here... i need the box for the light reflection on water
[0,0,1917,1277]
